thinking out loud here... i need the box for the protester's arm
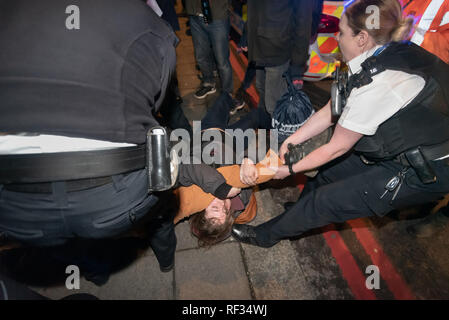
[177,164,240,199]
[240,158,258,186]
[279,100,333,162]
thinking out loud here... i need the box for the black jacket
[185,0,229,21]
[0,0,178,144]
[247,0,314,77]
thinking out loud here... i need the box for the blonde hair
[345,0,414,44]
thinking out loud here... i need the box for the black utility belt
[0,145,146,185]
[361,142,449,184]
[0,127,178,193]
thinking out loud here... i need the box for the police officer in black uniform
[231,0,449,248]
[0,0,178,275]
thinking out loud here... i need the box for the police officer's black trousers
[0,169,176,270]
[253,153,449,247]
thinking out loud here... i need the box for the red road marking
[229,41,259,108]
[321,225,377,300]
[347,219,416,300]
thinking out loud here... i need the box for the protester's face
[205,198,231,226]
[337,14,362,62]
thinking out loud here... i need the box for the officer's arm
[291,124,363,173]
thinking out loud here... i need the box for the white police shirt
[0,134,135,155]
[338,45,426,136]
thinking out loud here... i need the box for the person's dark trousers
[189,15,233,94]
[147,202,177,268]
[0,169,176,269]
[201,92,271,132]
[253,153,449,247]
[255,61,290,116]
[311,0,324,42]
[241,61,257,91]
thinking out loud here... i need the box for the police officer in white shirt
[231,0,449,248]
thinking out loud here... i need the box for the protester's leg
[263,61,290,115]
[200,92,234,130]
[190,16,215,87]
[208,18,233,94]
[228,107,272,131]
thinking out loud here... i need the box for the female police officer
[231,0,449,248]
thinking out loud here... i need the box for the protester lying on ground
[174,149,282,247]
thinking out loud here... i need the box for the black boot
[407,206,449,238]
[231,225,275,248]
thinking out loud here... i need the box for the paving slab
[175,242,252,300]
[237,188,315,299]
[32,252,174,300]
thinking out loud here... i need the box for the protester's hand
[270,165,290,180]
[240,158,258,186]
[227,187,241,198]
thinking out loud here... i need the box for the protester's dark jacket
[247,0,313,76]
[352,42,449,160]
[185,0,229,21]
[0,0,178,144]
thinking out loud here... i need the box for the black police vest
[347,41,449,161]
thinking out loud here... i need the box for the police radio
[331,66,348,119]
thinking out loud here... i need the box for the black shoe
[229,97,245,115]
[407,208,449,238]
[194,85,216,99]
[231,225,273,248]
